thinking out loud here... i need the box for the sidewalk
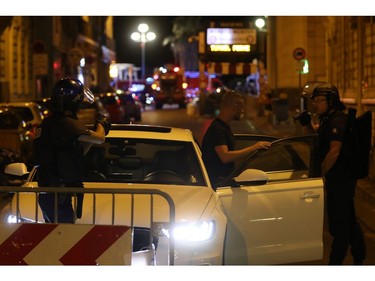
[231,110,375,232]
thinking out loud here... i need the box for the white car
[0,102,45,131]
[0,125,324,265]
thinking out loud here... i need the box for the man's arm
[78,113,111,147]
[321,140,342,176]
[79,123,106,155]
[215,141,271,164]
[78,123,106,144]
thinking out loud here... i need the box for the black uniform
[202,118,235,190]
[34,113,90,223]
[317,110,366,264]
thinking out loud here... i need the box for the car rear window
[12,107,34,122]
[0,112,21,129]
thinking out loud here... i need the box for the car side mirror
[233,169,268,186]
[4,163,29,176]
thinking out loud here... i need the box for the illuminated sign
[210,45,231,52]
[207,28,256,45]
[232,45,251,52]
[210,44,251,52]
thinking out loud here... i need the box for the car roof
[0,102,39,107]
[106,124,195,142]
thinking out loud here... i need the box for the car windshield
[83,137,206,186]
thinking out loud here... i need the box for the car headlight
[171,220,216,242]
[6,214,36,224]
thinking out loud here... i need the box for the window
[234,135,320,182]
[83,138,206,186]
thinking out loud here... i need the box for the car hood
[82,182,216,225]
[16,182,217,227]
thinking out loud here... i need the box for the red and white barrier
[0,223,131,265]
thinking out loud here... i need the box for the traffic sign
[293,47,306,60]
[33,53,48,75]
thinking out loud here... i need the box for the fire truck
[184,71,226,102]
[151,65,187,109]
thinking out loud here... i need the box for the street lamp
[255,17,268,66]
[131,23,156,80]
[255,18,266,30]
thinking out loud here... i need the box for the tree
[163,17,202,71]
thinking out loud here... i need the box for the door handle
[299,191,320,199]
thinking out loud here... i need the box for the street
[139,105,375,265]
[0,105,374,265]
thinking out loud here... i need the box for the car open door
[216,135,324,265]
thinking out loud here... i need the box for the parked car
[0,102,45,136]
[128,82,154,107]
[34,98,52,118]
[117,90,142,123]
[0,107,34,166]
[77,97,109,125]
[0,147,24,188]
[1,125,323,265]
[96,92,126,124]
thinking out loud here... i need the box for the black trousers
[38,181,83,224]
[39,192,74,223]
[325,177,366,265]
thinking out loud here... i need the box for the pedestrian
[202,90,271,190]
[33,78,111,223]
[296,82,366,265]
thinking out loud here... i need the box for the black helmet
[311,82,338,99]
[51,78,94,114]
[302,81,345,110]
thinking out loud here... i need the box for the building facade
[268,16,375,179]
[0,16,116,102]
[1,16,374,178]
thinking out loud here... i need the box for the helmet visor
[83,87,95,104]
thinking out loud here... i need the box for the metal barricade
[0,186,176,265]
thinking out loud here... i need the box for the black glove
[293,110,311,126]
[95,114,111,135]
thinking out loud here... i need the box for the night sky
[113,16,254,69]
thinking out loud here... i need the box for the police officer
[296,82,366,265]
[34,78,111,223]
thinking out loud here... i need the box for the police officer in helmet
[295,82,366,265]
[34,78,111,223]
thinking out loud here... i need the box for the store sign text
[210,44,251,52]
